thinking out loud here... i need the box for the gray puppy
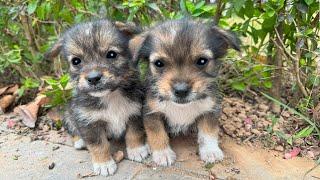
[46,20,149,176]
[130,19,240,166]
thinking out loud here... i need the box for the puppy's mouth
[78,82,118,95]
[173,98,191,104]
[165,93,208,105]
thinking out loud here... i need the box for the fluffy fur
[46,20,149,176]
[131,19,240,166]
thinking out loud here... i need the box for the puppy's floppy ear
[114,21,142,38]
[44,37,63,60]
[129,33,150,67]
[211,26,241,51]
[209,26,241,59]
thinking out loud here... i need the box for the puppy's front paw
[127,144,150,162]
[152,147,176,166]
[93,159,117,176]
[74,138,86,150]
[198,132,224,163]
[199,145,224,163]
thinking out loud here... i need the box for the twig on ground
[303,163,320,180]
[243,134,255,143]
[77,172,97,179]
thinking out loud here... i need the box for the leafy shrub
[0,1,319,137]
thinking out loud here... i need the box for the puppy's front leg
[125,115,150,162]
[144,113,176,166]
[197,113,224,163]
[80,123,117,176]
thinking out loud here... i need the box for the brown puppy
[46,20,149,176]
[131,19,240,166]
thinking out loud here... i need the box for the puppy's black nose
[173,82,190,98]
[86,71,102,85]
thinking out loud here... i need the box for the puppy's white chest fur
[82,90,141,137]
[154,97,214,134]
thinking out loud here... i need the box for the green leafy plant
[42,74,72,107]
[17,77,40,97]
[0,45,21,73]
[262,92,320,140]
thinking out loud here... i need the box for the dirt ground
[171,135,320,179]
[1,119,319,179]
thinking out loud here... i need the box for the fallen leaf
[0,87,9,96]
[14,94,49,128]
[284,147,301,159]
[6,84,19,95]
[0,95,15,112]
[0,85,13,96]
[36,95,50,106]
[14,102,39,128]
[0,84,19,96]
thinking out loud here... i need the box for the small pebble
[43,125,50,132]
[245,124,252,131]
[258,104,269,112]
[52,146,60,151]
[49,162,55,170]
[274,145,284,152]
[306,151,315,158]
[238,113,247,119]
[282,111,290,118]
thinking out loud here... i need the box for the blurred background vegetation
[0,0,319,136]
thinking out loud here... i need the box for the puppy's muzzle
[86,71,103,86]
[172,82,190,99]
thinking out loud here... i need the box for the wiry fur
[47,20,149,176]
[131,19,240,166]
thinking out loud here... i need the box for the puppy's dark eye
[154,60,164,68]
[106,50,117,59]
[71,57,81,66]
[196,57,208,67]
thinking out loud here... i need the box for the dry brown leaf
[0,95,15,112]
[14,101,39,128]
[36,95,50,106]
[14,94,50,128]
[0,84,19,96]
[6,84,19,95]
[0,86,10,96]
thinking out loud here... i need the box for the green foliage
[262,92,320,140]
[0,1,319,139]
[42,74,72,108]
[221,0,319,95]
[0,45,21,73]
[18,78,40,97]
